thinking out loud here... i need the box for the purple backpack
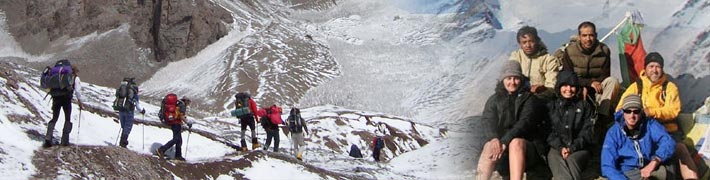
[40,59,75,93]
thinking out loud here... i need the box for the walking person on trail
[41,59,84,147]
[286,107,309,160]
[509,26,560,101]
[231,92,260,152]
[372,124,386,162]
[602,95,675,179]
[476,61,550,180]
[260,105,284,152]
[112,77,146,148]
[546,70,595,180]
[614,52,698,179]
[156,95,193,161]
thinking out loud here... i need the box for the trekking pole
[77,109,82,143]
[115,128,122,146]
[185,129,192,158]
[142,113,145,151]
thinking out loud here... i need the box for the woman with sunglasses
[601,94,675,179]
[545,70,594,180]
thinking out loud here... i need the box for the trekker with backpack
[260,105,284,152]
[41,59,84,147]
[156,94,193,161]
[231,92,260,152]
[372,127,385,162]
[112,77,146,148]
[546,70,594,180]
[614,52,697,179]
[286,107,309,160]
[476,61,550,180]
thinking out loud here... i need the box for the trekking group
[477,21,699,180]
[39,60,311,161]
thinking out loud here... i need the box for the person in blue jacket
[601,94,675,179]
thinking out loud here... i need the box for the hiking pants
[291,132,305,156]
[373,146,381,162]
[161,124,183,158]
[594,77,620,117]
[118,111,135,147]
[46,95,73,144]
[623,165,670,180]
[264,128,280,152]
[547,148,590,180]
[240,115,257,147]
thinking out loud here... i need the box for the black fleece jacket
[482,81,539,145]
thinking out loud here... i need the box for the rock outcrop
[1,0,232,62]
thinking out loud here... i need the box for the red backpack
[160,93,181,125]
[268,105,283,125]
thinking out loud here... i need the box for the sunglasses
[623,109,642,115]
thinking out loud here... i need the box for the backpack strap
[636,79,669,102]
[661,80,669,102]
[636,79,643,97]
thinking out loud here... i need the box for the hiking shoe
[119,140,128,148]
[296,153,303,161]
[60,141,70,146]
[42,140,52,148]
[174,156,186,161]
[252,143,261,150]
[155,148,164,158]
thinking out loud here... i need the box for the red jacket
[248,98,258,121]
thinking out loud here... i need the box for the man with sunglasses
[602,94,675,179]
[615,52,696,179]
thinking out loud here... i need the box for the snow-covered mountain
[2,0,710,179]
[0,61,443,179]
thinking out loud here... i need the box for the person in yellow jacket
[509,26,560,100]
[616,52,697,179]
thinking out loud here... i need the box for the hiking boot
[241,147,248,153]
[252,143,261,150]
[174,156,186,161]
[60,136,70,146]
[42,140,52,148]
[296,153,303,161]
[119,141,128,148]
[155,148,165,158]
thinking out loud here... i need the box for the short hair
[517,26,540,42]
[577,21,597,35]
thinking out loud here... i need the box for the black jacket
[482,80,540,146]
[546,70,594,152]
[546,98,594,152]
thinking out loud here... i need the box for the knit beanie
[621,94,643,110]
[500,60,523,80]
[645,52,664,67]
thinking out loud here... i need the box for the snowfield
[1,0,710,179]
